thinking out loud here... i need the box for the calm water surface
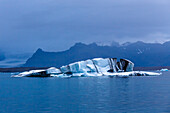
[0,71,170,113]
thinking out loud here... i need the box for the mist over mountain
[23,41,170,67]
[0,52,33,67]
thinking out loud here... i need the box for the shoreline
[0,66,169,73]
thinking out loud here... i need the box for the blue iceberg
[12,58,161,77]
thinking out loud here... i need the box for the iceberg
[12,58,161,77]
[12,69,50,77]
[46,67,62,76]
[160,68,169,72]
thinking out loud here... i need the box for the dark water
[0,72,170,113]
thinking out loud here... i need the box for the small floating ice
[108,71,161,77]
[160,68,169,72]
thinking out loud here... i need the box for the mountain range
[23,41,170,67]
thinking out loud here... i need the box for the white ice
[47,67,61,74]
[12,58,161,78]
[107,71,161,77]
[160,68,169,72]
[12,69,46,77]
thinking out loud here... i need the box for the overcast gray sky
[0,0,170,53]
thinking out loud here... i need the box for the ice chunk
[160,68,169,71]
[92,58,110,73]
[108,58,118,72]
[108,71,161,77]
[47,67,61,74]
[84,73,103,77]
[69,61,87,73]
[60,65,71,74]
[120,59,134,72]
[12,69,48,77]
[51,73,72,78]
[86,59,97,72]
[126,62,134,72]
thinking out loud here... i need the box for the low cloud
[0,0,170,53]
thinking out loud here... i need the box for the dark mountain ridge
[23,41,170,67]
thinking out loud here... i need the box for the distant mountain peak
[111,41,120,47]
[69,43,87,50]
[35,48,44,53]
[121,42,132,46]
[70,42,98,50]
[88,42,98,46]
[74,42,86,46]
[135,41,145,44]
[163,41,170,45]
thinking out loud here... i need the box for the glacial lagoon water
[0,71,170,113]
